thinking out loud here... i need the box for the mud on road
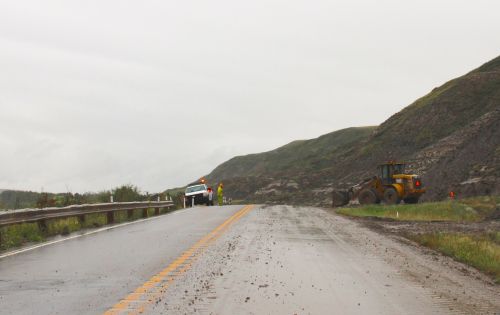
[149,205,499,315]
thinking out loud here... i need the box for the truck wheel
[359,189,378,205]
[404,197,419,204]
[384,187,401,205]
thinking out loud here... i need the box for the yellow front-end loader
[332,161,426,207]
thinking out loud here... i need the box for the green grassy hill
[207,126,375,181]
[196,55,500,206]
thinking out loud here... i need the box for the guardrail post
[155,207,160,216]
[78,214,86,225]
[107,211,114,224]
[38,219,48,233]
[142,208,148,218]
[127,209,134,220]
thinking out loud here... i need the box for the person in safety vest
[217,183,224,206]
[449,191,456,200]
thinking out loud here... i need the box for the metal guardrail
[0,201,175,228]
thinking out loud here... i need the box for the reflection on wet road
[0,205,244,314]
[1,205,499,314]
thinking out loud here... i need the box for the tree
[112,185,143,202]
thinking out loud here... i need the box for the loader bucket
[332,190,349,207]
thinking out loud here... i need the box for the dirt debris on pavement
[149,205,500,315]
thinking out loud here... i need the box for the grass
[337,196,499,222]
[337,196,500,282]
[489,231,500,244]
[409,232,500,284]
[82,213,107,228]
[46,217,82,236]
[0,208,173,251]
[0,223,44,250]
[115,210,130,223]
[460,196,500,218]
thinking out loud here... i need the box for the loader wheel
[404,197,419,204]
[384,187,401,205]
[359,189,378,205]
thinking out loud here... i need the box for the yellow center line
[104,205,254,315]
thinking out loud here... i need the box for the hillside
[201,56,500,206]
[207,126,376,181]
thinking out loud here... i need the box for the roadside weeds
[336,195,500,284]
[408,232,500,284]
[337,196,499,222]
[0,208,175,251]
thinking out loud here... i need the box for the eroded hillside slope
[203,56,500,206]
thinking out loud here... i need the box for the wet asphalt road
[1,205,499,315]
[0,205,243,315]
[149,205,499,315]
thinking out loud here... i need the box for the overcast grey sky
[0,0,499,193]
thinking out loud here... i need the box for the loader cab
[378,162,406,185]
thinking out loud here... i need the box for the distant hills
[202,55,500,206]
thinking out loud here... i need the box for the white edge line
[0,209,185,260]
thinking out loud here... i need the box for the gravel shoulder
[149,205,500,315]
